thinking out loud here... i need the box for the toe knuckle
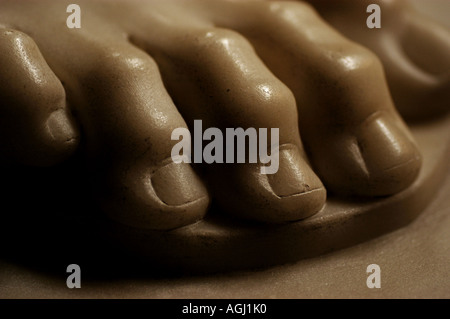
[257,1,317,21]
[323,46,383,84]
[94,46,158,78]
[191,28,245,53]
[0,29,65,107]
[0,28,31,44]
[238,81,297,125]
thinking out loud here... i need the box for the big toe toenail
[151,161,208,206]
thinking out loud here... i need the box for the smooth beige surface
[410,0,450,28]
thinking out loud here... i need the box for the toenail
[45,109,78,143]
[356,112,421,175]
[267,144,323,197]
[151,161,207,206]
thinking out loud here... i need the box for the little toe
[0,28,79,166]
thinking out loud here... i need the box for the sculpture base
[104,115,450,273]
[1,116,449,275]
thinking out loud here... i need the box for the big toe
[51,35,211,230]
[100,160,209,230]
